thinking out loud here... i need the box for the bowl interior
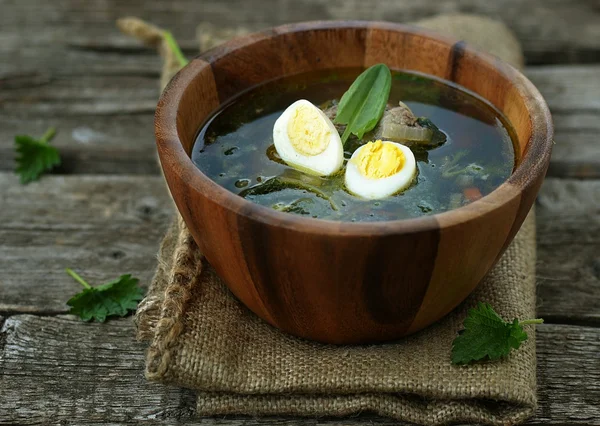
[156,20,553,238]
[158,21,552,230]
[171,22,548,166]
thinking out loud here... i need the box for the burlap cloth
[122,14,538,426]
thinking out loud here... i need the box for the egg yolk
[287,104,331,156]
[353,140,405,179]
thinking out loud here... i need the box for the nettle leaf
[451,302,541,365]
[14,128,61,184]
[66,269,144,322]
[334,63,392,144]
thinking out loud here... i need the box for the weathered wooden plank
[536,179,600,324]
[1,174,599,324]
[0,0,598,72]
[0,74,158,115]
[535,324,600,424]
[550,118,600,179]
[0,40,163,78]
[526,66,600,112]
[526,65,600,179]
[0,316,5,354]
[1,316,598,424]
[0,174,172,314]
[1,66,599,177]
[0,315,197,425]
[0,112,159,175]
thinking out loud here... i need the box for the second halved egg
[345,140,417,200]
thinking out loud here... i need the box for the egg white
[273,99,344,176]
[345,141,416,200]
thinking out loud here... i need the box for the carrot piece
[463,187,483,202]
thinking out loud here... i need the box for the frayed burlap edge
[196,391,532,425]
[117,17,182,89]
[135,215,203,379]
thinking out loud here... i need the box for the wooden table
[1,1,599,424]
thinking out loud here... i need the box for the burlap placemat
[121,14,538,425]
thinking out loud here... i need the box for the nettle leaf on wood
[65,268,144,322]
[14,128,61,184]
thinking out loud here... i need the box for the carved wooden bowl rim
[156,20,553,236]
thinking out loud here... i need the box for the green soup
[192,69,516,222]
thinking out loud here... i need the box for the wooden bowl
[155,21,553,344]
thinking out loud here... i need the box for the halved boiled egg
[273,99,344,176]
[345,140,416,199]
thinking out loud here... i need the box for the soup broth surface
[193,69,516,222]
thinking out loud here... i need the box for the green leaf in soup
[239,176,339,211]
[334,64,392,145]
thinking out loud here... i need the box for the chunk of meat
[367,101,420,142]
[384,101,418,127]
[322,101,396,139]
[321,100,438,146]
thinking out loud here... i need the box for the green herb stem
[40,127,57,144]
[278,177,339,211]
[66,268,92,290]
[163,31,189,68]
[519,318,544,325]
[240,176,339,212]
[341,126,352,145]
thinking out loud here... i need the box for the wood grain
[155,22,553,343]
[0,0,598,75]
[527,65,600,178]
[0,173,172,315]
[0,315,197,425]
[1,316,598,425]
[536,179,600,325]
[535,324,600,424]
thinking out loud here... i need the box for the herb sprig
[451,302,543,365]
[334,63,391,145]
[66,268,144,322]
[14,127,61,184]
